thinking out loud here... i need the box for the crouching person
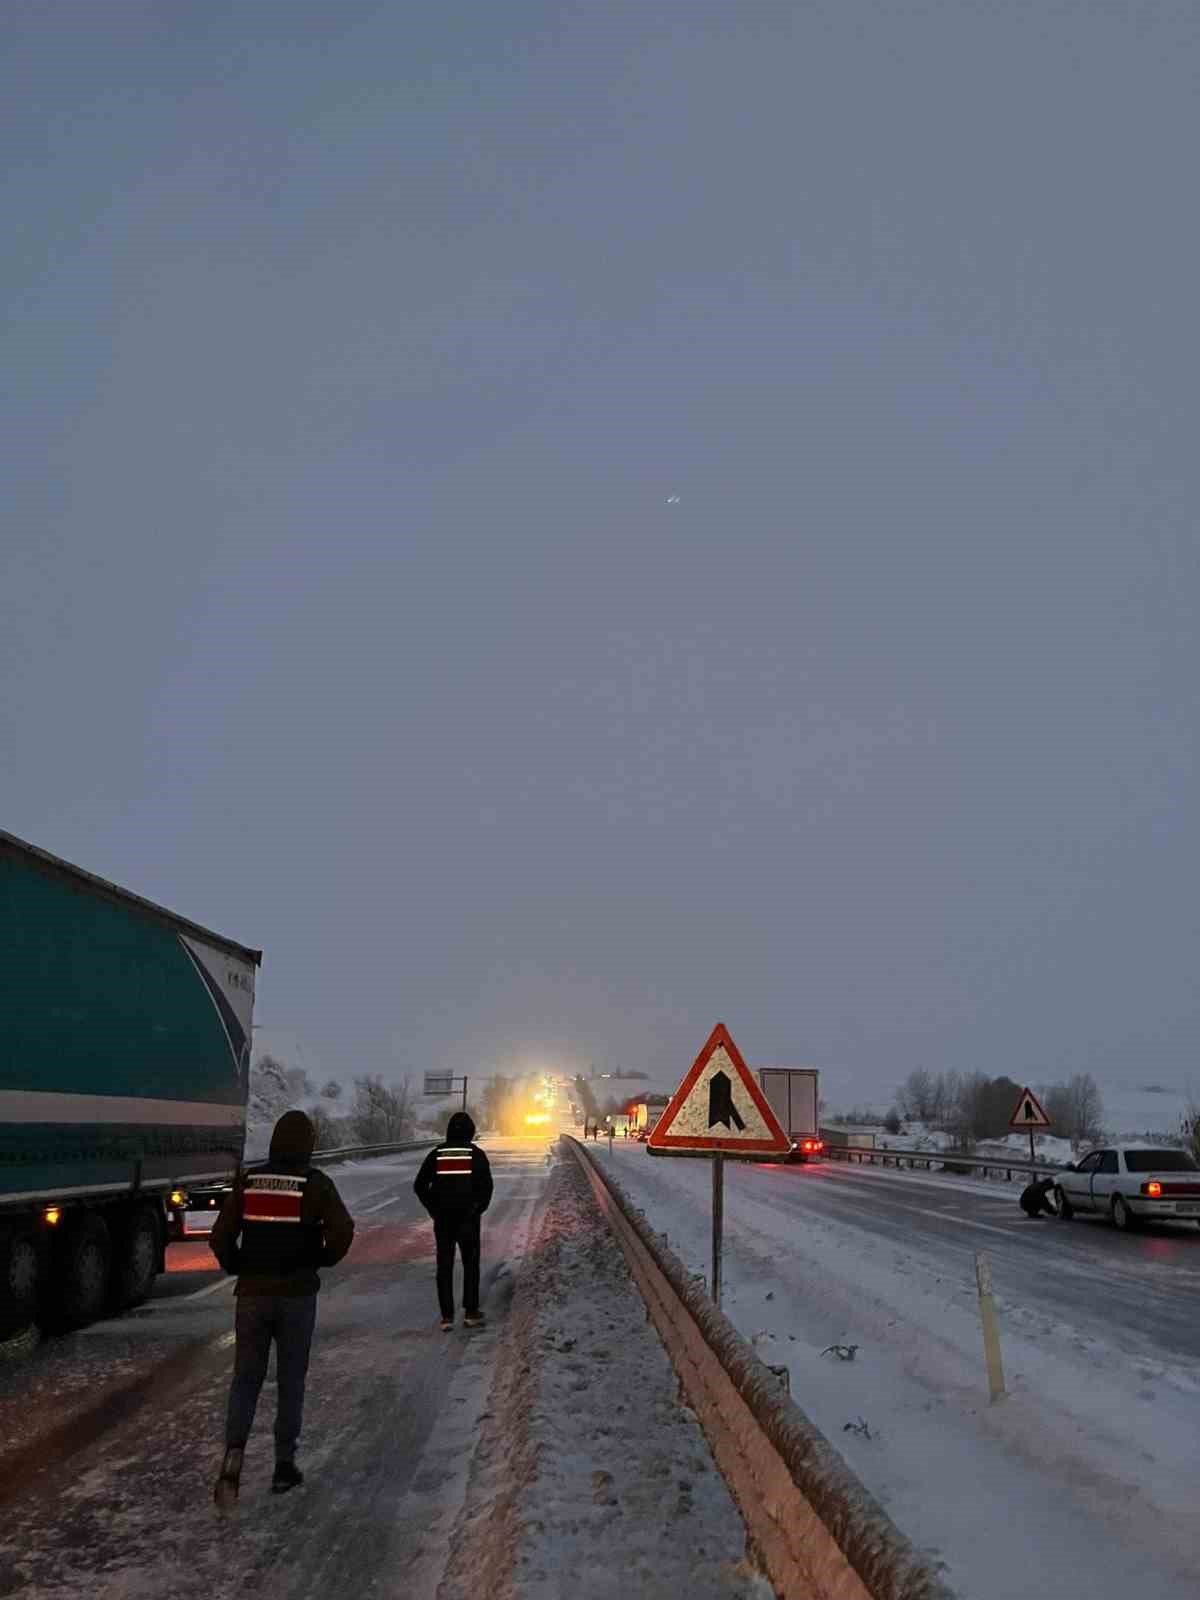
[210,1110,355,1509]
[1019,1175,1058,1219]
[414,1112,493,1331]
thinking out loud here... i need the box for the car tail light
[43,1206,62,1226]
[802,1140,816,1151]
[1142,1181,1163,1198]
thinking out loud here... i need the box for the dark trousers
[225,1293,317,1461]
[434,1213,481,1319]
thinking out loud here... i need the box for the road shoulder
[438,1146,771,1600]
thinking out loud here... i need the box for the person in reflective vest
[209,1109,355,1509]
[413,1111,494,1331]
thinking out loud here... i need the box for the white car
[1054,1145,1200,1230]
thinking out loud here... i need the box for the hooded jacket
[414,1112,494,1221]
[210,1110,356,1296]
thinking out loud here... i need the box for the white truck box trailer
[758,1068,823,1161]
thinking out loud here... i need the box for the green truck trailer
[1,831,260,1336]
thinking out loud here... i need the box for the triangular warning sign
[1009,1085,1051,1130]
[648,1023,791,1156]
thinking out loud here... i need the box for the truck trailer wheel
[111,1205,162,1310]
[51,1214,112,1329]
[0,1224,42,1339]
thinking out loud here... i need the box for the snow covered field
[591,1142,1200,1600]
[821,1080,1195,1145]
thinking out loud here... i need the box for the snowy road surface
[591,1141,1200,1600]
[0,1138,769,1600]
[0,1140,542,1598]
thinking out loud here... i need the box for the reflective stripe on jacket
[415,1141,494,1218]
[210,1161,355,1296]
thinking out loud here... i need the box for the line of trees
[893,1068,1105,1146]
[249,1057,416,1150]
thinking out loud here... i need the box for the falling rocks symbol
[708,1071,745,1132]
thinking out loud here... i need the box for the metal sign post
[711,1151,725,1309]
[423,1073,469,1112]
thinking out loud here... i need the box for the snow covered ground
[591,1142,1200,1600]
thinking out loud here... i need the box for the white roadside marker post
[975,1251,1006,1403]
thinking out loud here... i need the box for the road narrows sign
[647,1023,790,1156]
[1009,1086,1051,1130]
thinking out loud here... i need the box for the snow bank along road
[593,1142,1200,1600]
[0,1139,769,1600]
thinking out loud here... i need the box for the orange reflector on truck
[43,1206,62,1226]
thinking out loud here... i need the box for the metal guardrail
[825,1143,1069,1181]
[309,1138,438,1167]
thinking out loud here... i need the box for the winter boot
[463,1311,486,1329]
[271,1460,304,1495]
[214,1446,244,1511]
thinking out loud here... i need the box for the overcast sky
[4,1,1197,1104]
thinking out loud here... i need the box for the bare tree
[898,1069,935,1121]
[349,1075,413,1143]
[320,1078,343,1101]
[954,1073,991,1141]
[1044,1074,1105,1145]
[928,1070,964,1131]
[483,1075,527,1136]
[283,1064,315,1100]
[309,1104,342,1151]
[249,1054,296,1123]
[1179,1103,1200,1162]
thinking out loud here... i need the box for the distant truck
[1,831,259,1337]
[630,1098,669,1140]
[758,1068,824,1161]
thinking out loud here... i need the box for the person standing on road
[413,1111,493,1331]
[209,1109,355,1510]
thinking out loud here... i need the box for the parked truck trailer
[758,1068,823,1161]
[1,831,259,1336]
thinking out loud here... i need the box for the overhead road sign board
[1009,1086,1051,1130]
[648,1023,790,1156]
